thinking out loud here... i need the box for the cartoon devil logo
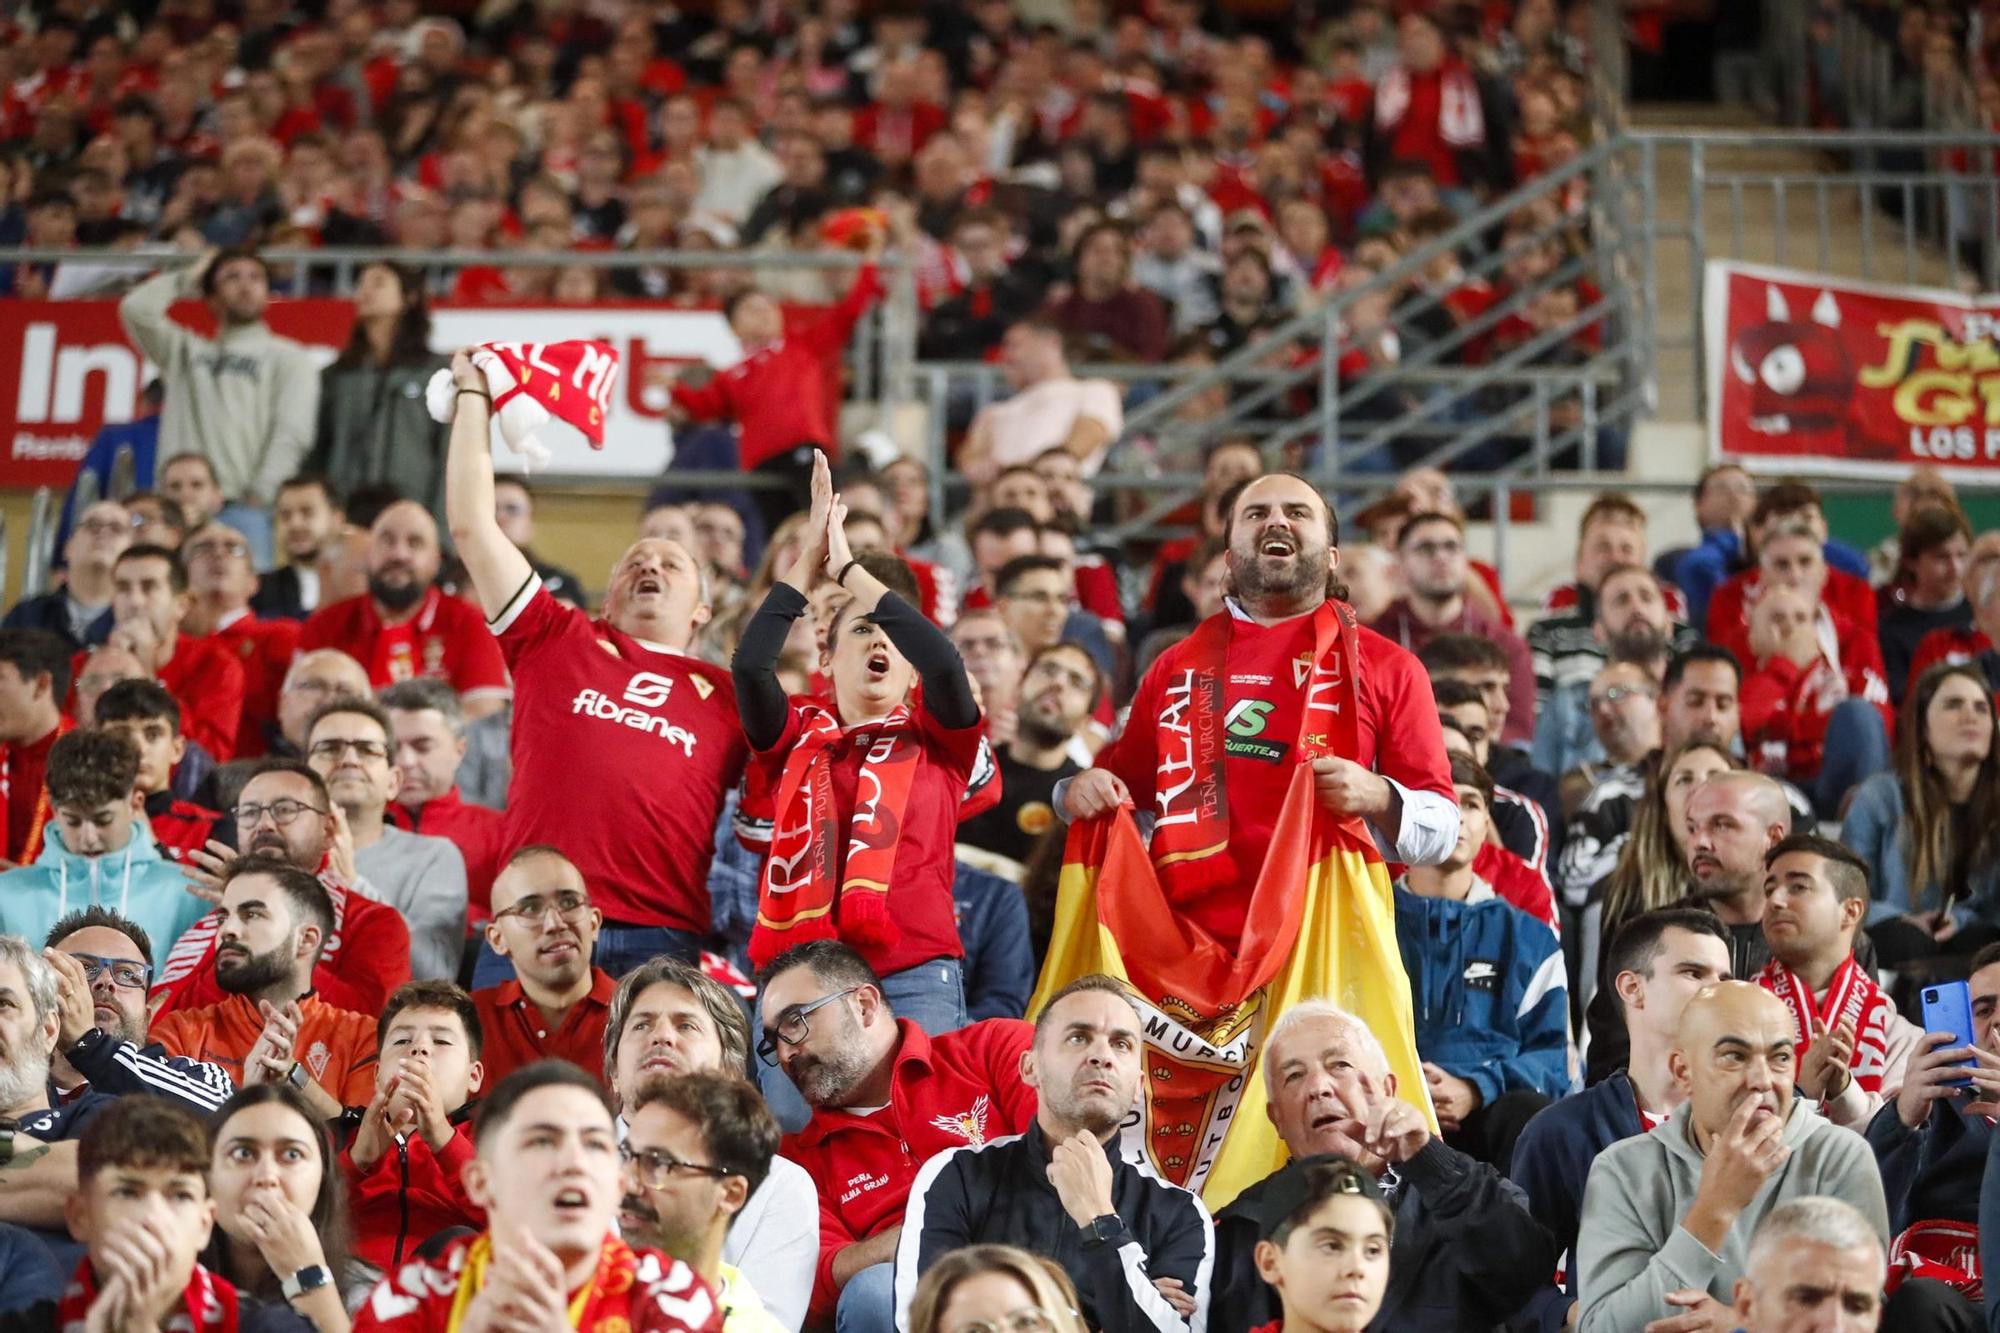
[1728,286,1854,455]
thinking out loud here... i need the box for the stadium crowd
[0,2,1994,1333]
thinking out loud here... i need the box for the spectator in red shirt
[758,939,1036,1329]
[1042,221,1170,364]
[93,679,224,865]
[181,521,301,761]
[382,677,504,926]
[340,979,487,1271]
[0,629,73,867]
[299,500,511,722]
[1740,583,1892,819]
[663,228,885,536]
[97,544,247,762]
[471,845,613,1084]
[1365,10,1511,193]
[444,349,746,979]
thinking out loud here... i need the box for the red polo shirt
[471,968,617,1089]
[300,585,510,702]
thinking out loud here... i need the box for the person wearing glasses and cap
[618,1072,788,1333]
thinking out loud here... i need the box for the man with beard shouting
[300,501,510,721]
[1062,472,1457,947]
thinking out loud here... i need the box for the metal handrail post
[22,489,53,598]
[1688,139,1709,425]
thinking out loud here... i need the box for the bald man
[443,348,745,977]
[181,521,300,759]
[299,499,511,721]
[1684,771,1794,979]
[1575,982,1887,1333]
[273,649,371,758]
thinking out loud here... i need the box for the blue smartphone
[1921,981,1978,1089]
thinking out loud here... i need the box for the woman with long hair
[1844,661,2000,976]
[205,1084,359,1333]
[1582,739,1738,1081]
[905,1244,1088,1333]
[311,260,450,523]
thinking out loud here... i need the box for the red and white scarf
[57,1256,240,1333]
[748,704,919,968]
[1757,955,1896,1095]
[1147,601,1363,903]
[1373,60,1486,147]
[1887,1219,1983,1300]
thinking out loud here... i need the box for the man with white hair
[1208,999,1556,1333]
[444,349,746,977]
[271,648,371,758]
[1733,1197,1884,1333]
[0,934,114,1230]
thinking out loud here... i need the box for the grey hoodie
[118,266,321,502]
[1574,1096,1887,1333]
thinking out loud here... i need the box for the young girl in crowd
[732,449,993,1033]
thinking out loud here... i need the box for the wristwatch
[281,1266,331,1301]
[0,1119,15,1166]
[286,1062,310,1092]
[1080,1213,1123,1245]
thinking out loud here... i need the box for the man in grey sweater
[304,695,468,983]
[1575,981,1888,1333]
[117,245,320,507]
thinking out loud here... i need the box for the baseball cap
[1254,1154,1389,1242]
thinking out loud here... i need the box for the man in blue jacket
[1873,941,2000,1333]
[1510,906,1734,1331]
[1395,755,1572,1171]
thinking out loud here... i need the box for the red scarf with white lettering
[1148,600,1361,903]
[1757,954,1895,1095]
[749,704,918,968]
[57,1256,240,1333]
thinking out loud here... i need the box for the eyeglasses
[232,798,328,829]
[619,1143,734,1188]
[756,987,860,1066]
[1589,685,1657,709]
[184,538,249,561]
[66,953,151,991]
[950,1312,1058,1333]
[492,891,593,926]
[77,517,135,536]
[309,738,388,762]
[1406,541,1464,559]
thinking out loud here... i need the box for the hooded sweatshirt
[116,266,320,502]
[1574,1096,1888,1333]
[0,821,211,960]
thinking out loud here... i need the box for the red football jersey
[300,586,511,702]
[492,579,746,931]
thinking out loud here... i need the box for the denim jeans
[592,923,703,980]
[756,957,968,1135]
[1810,698,1892,820]
[833,1262,895,1333]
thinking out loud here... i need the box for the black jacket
[898,1124,1213,1333]
[0,1284,312,1333]
[1212,1140,1557,1333]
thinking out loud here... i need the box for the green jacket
[310,356,450,524]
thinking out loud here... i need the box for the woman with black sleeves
[731,449,995,1034]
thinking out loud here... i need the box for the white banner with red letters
[1706,258,2000,479]
[0,298,761,488]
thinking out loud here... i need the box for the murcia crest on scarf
[426,341,621,471]
[1757,955,1896,1094]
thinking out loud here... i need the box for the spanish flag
[1030,760,1433,1211]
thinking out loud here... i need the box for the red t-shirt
[1,722,62,864]
[493,579,746,931]
[1096,610,1454,947]
[744,696,997,976]
[300,586,511,702]
[210,612,301,760]
[471,969,616,1089]
[1706,566,1878,669]
[1909,626,1992,684]
[75,636,247,763]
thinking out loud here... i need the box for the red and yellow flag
[1030,761,1433,1210]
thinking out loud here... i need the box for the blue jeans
[1810,698,1892,820]
[756,957,968,1135]
[219,501,274,570]
[834,1262,895,1333]
[592,923,703,980]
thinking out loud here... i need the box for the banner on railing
[0,299,755,488]
[1707,259,2000,478]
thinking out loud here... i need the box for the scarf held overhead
[425,341,620,470]
[1373,60,1485,145]
[748,705,917,968]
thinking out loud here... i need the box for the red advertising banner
[0,298,754,489]
[1706,259,2000,479]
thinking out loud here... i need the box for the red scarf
[1757,955,1896,1095]
[748,704,919,968]
[483,341,618,445]
[1888,1219,1983,1300]
[57,1256,240,1333]
[1148,601,1361,903]
[1373,59,1486,146]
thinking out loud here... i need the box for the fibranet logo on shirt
[570,671,699,756]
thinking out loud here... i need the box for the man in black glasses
[153,758,413,1019]
[620,1073,788,1333]
[38,904,234,1114]
[305,696,468,982]
[472,846,612,1087]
